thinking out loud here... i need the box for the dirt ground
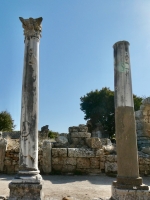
[0,174,150,200]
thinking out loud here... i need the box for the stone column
[42,141,52,174]
[0,133,7,172]
[9,17,44,200]
[111,41,149,199]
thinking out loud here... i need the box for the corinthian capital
[19,17,43,39]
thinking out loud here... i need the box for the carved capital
[19,17,43,39]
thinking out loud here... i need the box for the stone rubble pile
[68,124,91,148]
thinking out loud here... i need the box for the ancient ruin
[112,41,149,199]
[0,18,149,199]
[9,17,43,200]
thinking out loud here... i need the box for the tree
[80,87,143,138]
[48,130,59,139]
[0,111,15,131]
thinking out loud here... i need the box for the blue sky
[0,1,150,132]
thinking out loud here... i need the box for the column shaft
[113,41,148,189]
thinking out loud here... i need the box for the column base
[113,177,149,190]
[9,171,44,200]
[9,182,44,200]
[111,184,150,200]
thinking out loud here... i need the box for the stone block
[42,140,52,174]
[78,125,88,132]
[136,121,143,130]
[52,164,63,171]
[100,155,106,162]
[4,159,11,165]
[112,185,150,200]
[100,162,105,170]
[69,126,79,133]
[0,138,7,172]
[63,158,76,165]
[9,182,44,200]
[71,132,91,138]
[141,147,150,155]
[62,165,76,173]
[14,165,19,172]
[86,137,102,149]
[95,149,104,157]
[105,162,117,173]
[77,158,90,168]
[137,130,144,136]
[6,165,15,174]
[68,148,95,157]
[71,137,79,145]
[135,110,142,119]
[56,136,68,144]
[103,145,116,155]
[52,148,67,157]
[52,157,64,165]
[101,138,112,146]
[106,155,117,162]
[139,164,150,171]
[90,158,100,169]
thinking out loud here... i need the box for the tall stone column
[111,41,149,199]
[9,17,44,200]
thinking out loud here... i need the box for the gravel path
[0,174,149,200]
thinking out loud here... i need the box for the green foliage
[80,87,143,138]
[48,130,59,139]
[0,111,15,131]
[133,94,143,111]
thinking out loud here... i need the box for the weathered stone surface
[86,137,102,149]
[78,124,88,132]
[18,18,43,193]
[141,147,150,155]
[100,155,106,162]
[112,185,150,200]
[71,132,91,138]
[68,148,95,157]
[62,165,76,173]
[56,136,68,144]
[135,110,142,120]
[52,148,67,157]
[52,157,64,165]
[77,158,90,168]
[106,155,117,162]
[70,138,79,145]
[9,182,44,200]
[0,138,7,172]
[100,162,105,170]
[95,149,104,157]
[103,145,116,155]
[105,162,117,173]
[100,138,112,146]
[53,156,76,166]
[90,158,100,168]
[52,164,63,171]
[42,141,52,174]
[68,126,79,133]
[6,165,15,174]
[63,158,76,165]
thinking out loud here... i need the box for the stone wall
[135,97,150,150]
[0,145,150,175]
[51,148,117,175]
[51,148,150,176]
[0,123,150,176]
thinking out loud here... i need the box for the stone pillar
[42,140,52,174]
[9,17,44,200]
[111,41,149,199]
[0,133,7,172]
